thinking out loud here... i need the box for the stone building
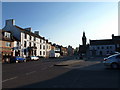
[89,34,120,56]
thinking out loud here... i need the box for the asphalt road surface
[2,58,120,89]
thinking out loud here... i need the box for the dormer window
[4,32,10,38]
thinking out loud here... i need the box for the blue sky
[2,2,118,48]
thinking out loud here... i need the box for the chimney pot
[6,19,15,26]
[34,31,39,35]
[25,27,32,32]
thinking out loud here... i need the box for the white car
[30,56,39,61]
[103,53,120,69]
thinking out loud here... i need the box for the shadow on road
[5,63,120,89]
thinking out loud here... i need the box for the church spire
[82,31,86,46]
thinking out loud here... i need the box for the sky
[2,2,118,48]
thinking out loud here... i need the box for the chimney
[6,19,15,26]
[112,34,114,39]
[34,31,39,35]
[46,39,48,43]
[25,27,32,32]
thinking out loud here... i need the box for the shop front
[1,47,13,63]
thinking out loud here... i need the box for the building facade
[0,30,14,63]
[3,19,49,58]
[89,34,120,56]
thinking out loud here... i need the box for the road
[2,57,120,89]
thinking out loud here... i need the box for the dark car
[10,56,26,63]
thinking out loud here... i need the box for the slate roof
[90,39,115,45]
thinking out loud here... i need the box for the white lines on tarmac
[25,71,36,75]
[2,76,18,83]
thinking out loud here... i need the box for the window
[99,51,102,55]
[40,51,42,55]
[30,36,31,40]
[43,45,45,50]
[43,51,45,55]
[24,49,26,55]
[40,45,42,49]
[107,51,109,54]
[43,40,45,43]
[17,42,19,46]
[24,41,26,47]
[102,47,104,49]
[5,32,10,38]
[106,46,109,49]
[34,37,36,41]
[40,39,42,43]
[6,42,11,47]
[97,47,99,49]
[34,43,36,47]
[25,34,27,39]
[34,50,36,56]
[110,46,112,49]
[29,42,31,47]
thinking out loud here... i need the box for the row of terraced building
[0,19,74,63]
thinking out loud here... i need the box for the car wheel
[111,63,118,69]
[16,60,19,63]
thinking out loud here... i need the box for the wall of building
[89,45,115,56]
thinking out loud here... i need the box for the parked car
[103,53,120,69]
[37,56,44,58]
[106,52,120,57]
[10,56,26,63]
[26,56,32,61]
[27,56,39,61]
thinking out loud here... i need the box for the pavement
[54,60,85,66]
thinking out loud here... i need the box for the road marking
[25,71,36,75]
[2,76,18,83]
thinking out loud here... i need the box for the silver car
[103,53,120,69]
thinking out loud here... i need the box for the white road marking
[25,71,36,75]
[2,76,18,83]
